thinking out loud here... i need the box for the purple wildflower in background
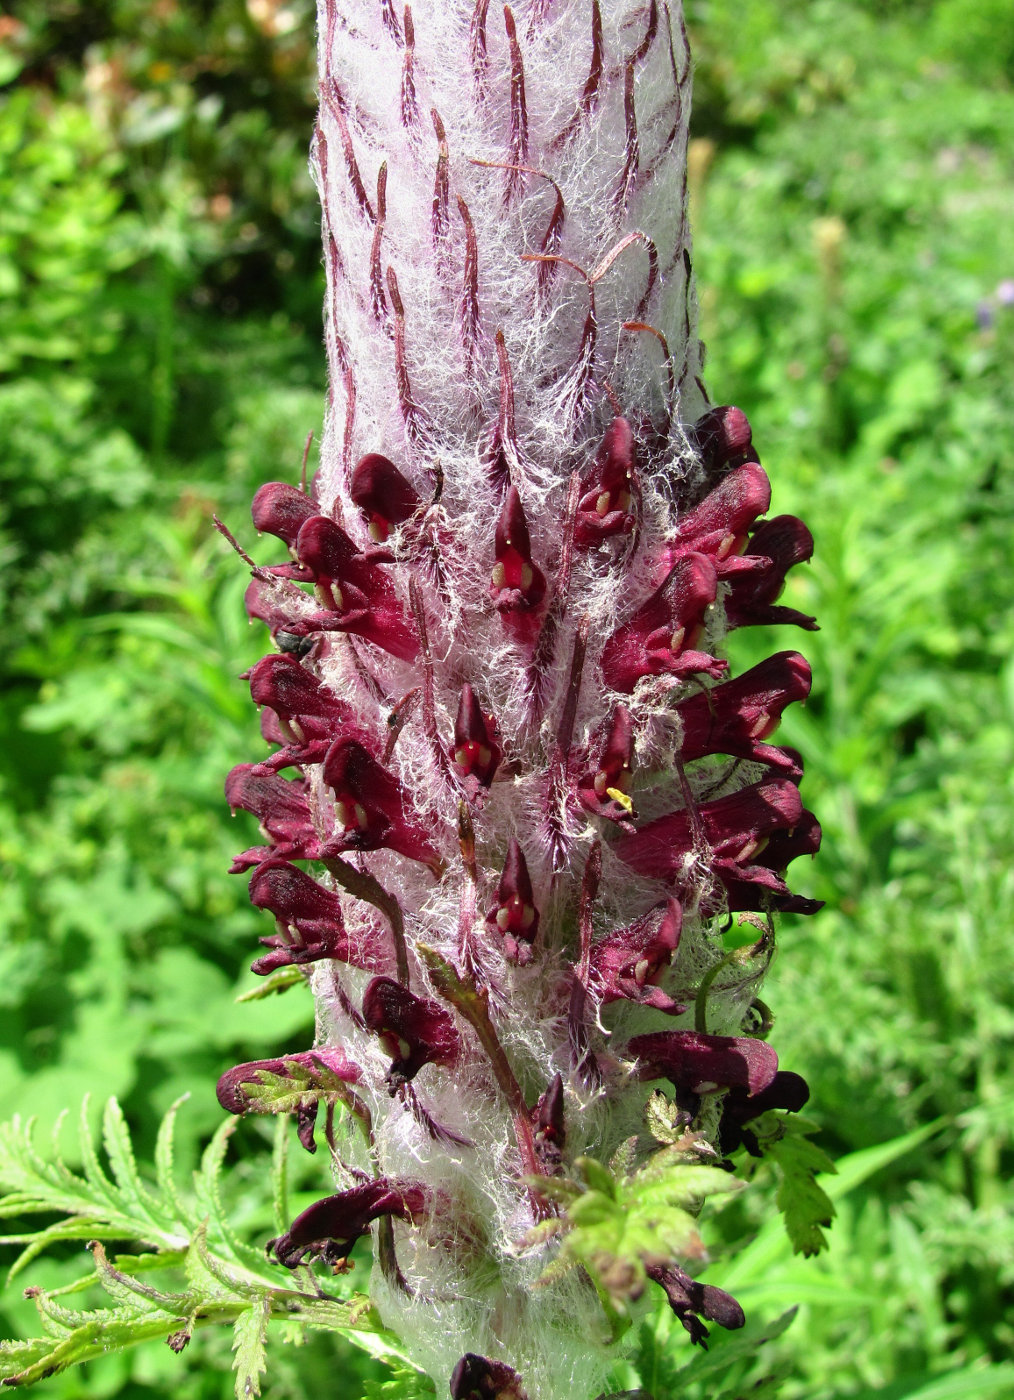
[218,2,820,1393]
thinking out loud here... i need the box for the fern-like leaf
[0,1098,390,1390]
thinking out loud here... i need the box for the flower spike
[222,4,824,1389]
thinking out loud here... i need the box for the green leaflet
[0,1097,383,1389]
[523,1144,743,1340]
[232,1298,269,1400]
[760,1118,838,1257]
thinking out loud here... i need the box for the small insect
[275,630,314,657]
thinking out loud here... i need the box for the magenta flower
[217,3,821,1392]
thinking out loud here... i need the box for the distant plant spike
[221,2,822,1395]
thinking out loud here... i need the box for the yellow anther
[606,787,634,814]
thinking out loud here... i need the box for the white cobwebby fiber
[295,2,763,1395]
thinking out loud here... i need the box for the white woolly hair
[293,2,753,1395]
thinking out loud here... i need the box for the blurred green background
[0,0,1011,1395]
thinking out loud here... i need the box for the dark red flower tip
[689,404,755,474]
[362,976,461,1089]
[627,1029,779,1097]
[532,1072,566,1169]
[350,452,422,542]
[450,1354,529,1400]
[321,739,443,871]
[725,515,818,632]
[575,416,638,548]
[486,837,539,963]
[247,858,389,974]
[675,651,811,773]
[590,898,685,1013]
[452,685,502,787]
[224,765,320,865]
[491,486,546,615]
[578,705,637,824]
[600,553,725,694]
[664,462,771,570]
[251,481,319,548]
[645,1261,745,1347]
[614,775,805,887]
[216,1048,362,1114]
[268,1178,428,1270]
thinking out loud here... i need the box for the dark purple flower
[224,765,320,871]
[662,461,771,574]
[362,975,462,1089]
[614,775,819,916]
[216,1049,361,1111]
[575,417,638,548]
[251,481,320,549]
[293,514,419,661]
[268,1178,428,1270]
[247,858,390,975]
[532,1072,566,1170]
[450,1354,530,1400]
[590,899,685,1014]
[644,1261,745,1347]
[485,837,540,964]
[718,1069,811,1155]
[719,810,823,916]
[725,515,818,632]
[350,451,422,541]
[321,739,443,872]
[600,554,726,694]
[217,1047,365,1152]
[628,1029,779,1098]
[689,404,755,475]
[674,650,811,774]
[247,653,368,771]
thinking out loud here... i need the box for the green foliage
[524,1146,742,1339]
[0,1098,391,1392]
